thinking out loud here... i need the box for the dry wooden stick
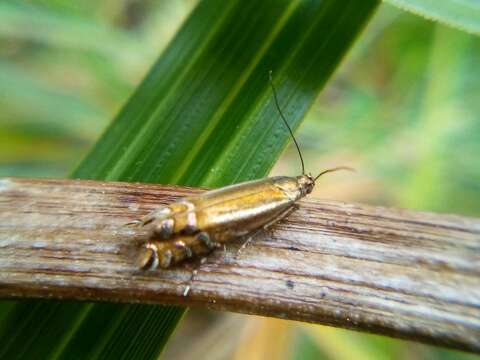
[0,177,479,353]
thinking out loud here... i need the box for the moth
[130,72,350,294]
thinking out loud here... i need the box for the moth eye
[154,218,174,239]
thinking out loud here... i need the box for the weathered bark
[0,177,479,352]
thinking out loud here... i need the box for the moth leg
[138,231,218,271]
[125,206,172,227]
[137,242,173,270]
[154,218,175,239]
[236,206,297,257]
[239,237,252,252]
[197,231,220,251]
[183,268,196,297]
[183,257,208,297]
[263,206,298,231]
[127,200,199,241]
[149,201,198,239]
[235,229,262,257]
[175,239,194,258]
[181,232,219,296]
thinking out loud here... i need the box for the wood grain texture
[0,177,479,352]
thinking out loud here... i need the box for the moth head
[296,167,354,197]
[296,174,315,196]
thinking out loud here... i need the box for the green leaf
[0,0,379,358]
[384,0,480,35]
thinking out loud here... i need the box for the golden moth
[129,71,350,294]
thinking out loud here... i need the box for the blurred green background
[0,1,479,359]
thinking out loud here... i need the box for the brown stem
[0,177,479,352]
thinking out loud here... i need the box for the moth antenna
[314,166,355,181]
[269,70,305,175]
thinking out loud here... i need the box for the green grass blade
[0,0,379,358]
[385,0,480,35]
